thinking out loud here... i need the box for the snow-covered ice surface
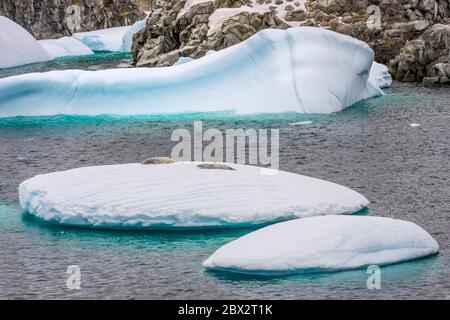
[203,216,439,275]
[119,19,146,52]
[18,162,369,229]
[72,26,130,52]
[39,37,94,59]
[0,16,51,69]
[0,27,383,117]
[369,62,393,89]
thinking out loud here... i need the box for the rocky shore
[0,0,144,39]
[1,0,448,83]
[131,0,450,83]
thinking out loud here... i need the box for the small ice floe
[289,121,313,126]
[71,19,146,53]
[410,123,421,127]
[18,162,369,229]
[203,216,439,275]
[72,26,130,52]
[39,37,94,59]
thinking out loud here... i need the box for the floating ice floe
[39,37,94,59]
[0,16,51,69]
[203,216,439,275]
[0,27,384,118]
[369,62,393,89]
[18,162,369,229]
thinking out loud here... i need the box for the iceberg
[369,62,393,89]
[0,27,384,117]
[203,216,439,275]
[18,162,369,229]
[39,37,94,59]
[72,26,130,52]
[119,19,146,52]
[0,16,51,69]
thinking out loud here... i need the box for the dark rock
[0,0,145,39]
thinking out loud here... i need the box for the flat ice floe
[203,216,439,274]
[19,162,369,229]
[0,27,383,118]
[0,16,51,69]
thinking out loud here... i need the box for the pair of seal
[142,157,236,171]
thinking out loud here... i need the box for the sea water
[0,56,449,299]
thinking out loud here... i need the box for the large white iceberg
[18,162,369,229]
[0,16,51,69]
[203,216,439,274]
[0,27,383,117]
[39,37,94,59]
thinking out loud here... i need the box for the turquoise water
[0,202,446,299]
[0,55,449,298]
[0,52,132,79]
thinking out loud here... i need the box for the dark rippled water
[0,56,449,299]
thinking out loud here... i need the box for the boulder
[389,23,450,83]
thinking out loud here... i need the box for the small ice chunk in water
[289,121,313,126]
